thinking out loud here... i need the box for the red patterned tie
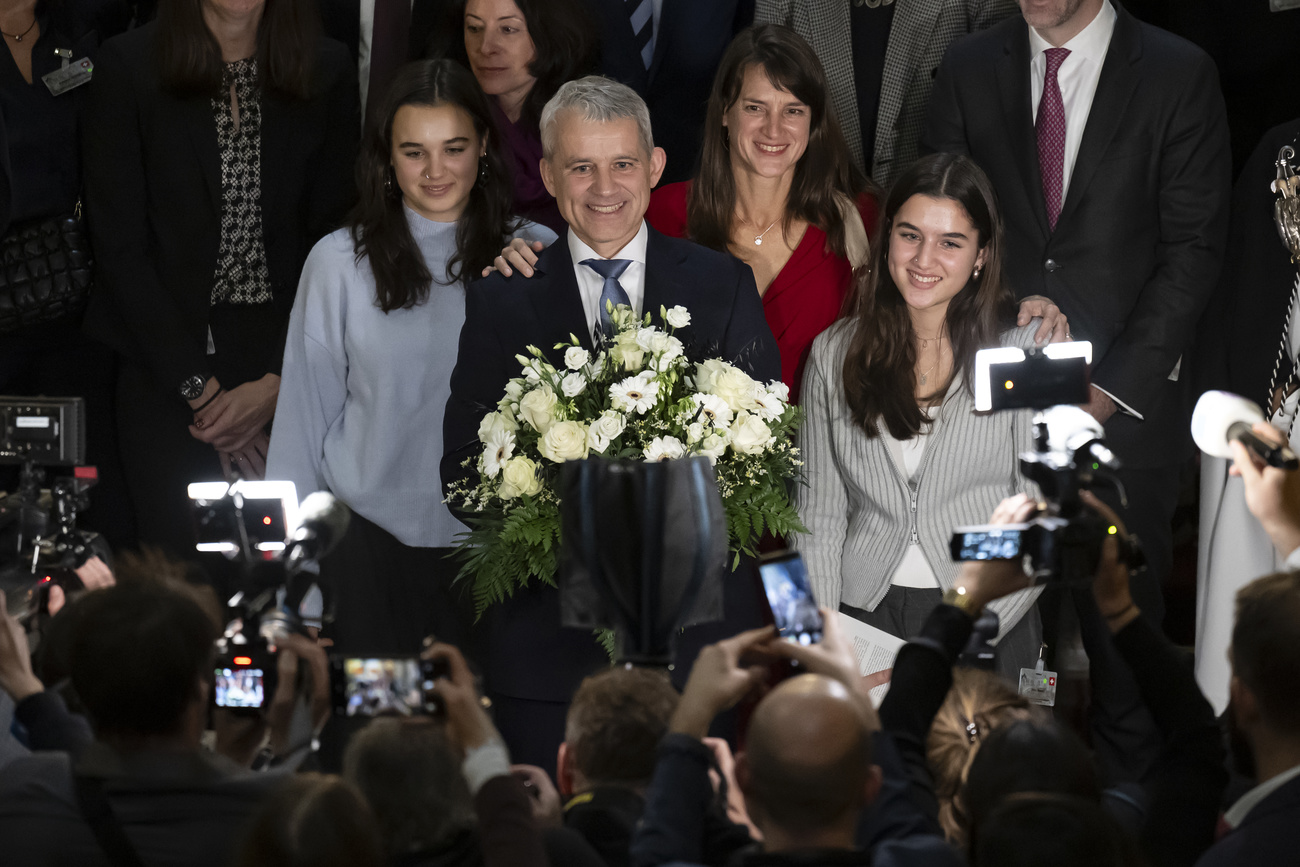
[1037,47,1071,231]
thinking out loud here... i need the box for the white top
[1225,763,1300,829]
[568,221,649,338]
[357,0,417,120]
[886,426,940,589]
[1028,0,1118,203]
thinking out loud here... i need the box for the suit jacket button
[1045,258,1060,272]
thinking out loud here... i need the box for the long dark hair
[687,24,866,256]
[841,153,1015,439]
[351,60,517,313]
[156,0,321,99]
[440,0,597,128]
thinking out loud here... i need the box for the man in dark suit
[584,0,755,185]
[442,76,779,772]
[922,0,1231,782]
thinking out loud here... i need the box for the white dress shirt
[568,222,649,338]
[1224,762,1300,829]
[357,0,415,120]
[1028,1,1118,203]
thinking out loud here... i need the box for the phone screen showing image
[340,658,427,717]
[214,667,265,708]
[758,553,823,646]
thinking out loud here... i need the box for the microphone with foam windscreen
[284,491,352,568]
[1191,391,1299,470]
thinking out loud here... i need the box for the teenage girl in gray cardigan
[795,154,1068,679]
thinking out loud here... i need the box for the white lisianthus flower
[691,393,734,428]
[477,410,518,444]
[538,420,589,463]
[686,422,706,444]
[610,372,660,414]
[694,358,733,394]
[729,411,776,455]
[498,456,543,499]
[697,432,730,465]
[611,331,646,371]
[586,410,627,453]
[518,384,559,433]
[665,305,691,329]
[644,436,686,462]
[564,346,590,371]
[481,429,516,478]
[766,381,791,403]
[561,372,587,398]
[504,380,525,401]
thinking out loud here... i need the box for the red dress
[646,181,879,403]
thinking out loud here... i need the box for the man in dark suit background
[584,0,755,185]
[442,75,779,772]
[922,0,1231,783]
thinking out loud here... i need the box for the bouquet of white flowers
[446,303,804,617]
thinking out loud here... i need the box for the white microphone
[1191,391,1299,470]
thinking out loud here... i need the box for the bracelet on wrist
[1102,602,1138,622]
[191,387,224,415]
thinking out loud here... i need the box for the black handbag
[0,207,94,334]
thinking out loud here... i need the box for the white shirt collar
[1225,763,1300,829]
[1027,0,1117,65]
[567,222,650,270]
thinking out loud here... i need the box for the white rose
[564,346,590,371]
[561,372,587,398]
[587,410,627,453]
[610,372,660,415]
[665,305,691,329]
[518,385,559,433]
[693,358,733,394]
[686,422,706,444]
[697,432,729,465]
[498,455,543,499]
[729,411,775,455]
[477,410,518,443]
[712,367,760,412]
[691,393,734,428]
[481,429,516,478]
[611,331,646,371]
[644,435,686,462]
[538,420,589,463]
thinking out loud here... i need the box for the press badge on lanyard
[1018,643,1058,707]
[42,49,93,97]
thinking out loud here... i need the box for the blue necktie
[625,0,654,70]
[581,257,632,338]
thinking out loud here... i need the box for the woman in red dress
[644,24,876,403]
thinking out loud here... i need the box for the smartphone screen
[954,528,1024,561]
[337,657,432,717]
[214,666,265,708]
[758,553,823,646]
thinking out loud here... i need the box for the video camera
[949,343,1144,585]
[0,396,104,624]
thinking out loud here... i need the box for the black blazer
[586,0,754,185]
[922,4,1231,464]
[318,0,459,69]
[441,225,779,701]
[1196,775,1300,867]
[80,22,359,395]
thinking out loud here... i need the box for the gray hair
[540,75,655,160]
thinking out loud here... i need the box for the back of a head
[743,675,874,838]
[67,576,220,739]
[962,718,1100,853]
[566,666,679,790]
[234,773,384,867]
[973,794,1144,867]
[1232,571,1300,732]
[343,717,476,857]
[928,668,1037,842]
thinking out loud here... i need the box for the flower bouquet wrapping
[445,303,805,617]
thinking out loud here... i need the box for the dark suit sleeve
[1088,54,1231,414]
[972,0,1019,31]
[920,49,973,158]
[82,37,211,394]
[441,280,511,507]
[723,262,781,383]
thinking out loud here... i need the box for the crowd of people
[2,0,1300,864]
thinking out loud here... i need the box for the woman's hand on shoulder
[1016,295,1070,345]
[480,238,545,279]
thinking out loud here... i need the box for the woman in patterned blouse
[82,0,359,554]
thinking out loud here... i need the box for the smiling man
[441,76,779,773]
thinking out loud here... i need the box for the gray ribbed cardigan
[793,319,1044,639]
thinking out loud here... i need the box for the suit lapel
[995,21,1051,240]
[179,94,222,212]
[875,0,944,166]
[641,226,690,322]
[1053,6,1142,231]
[529,235,596,355]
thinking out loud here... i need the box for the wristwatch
[942,585,984,619]
[179,374,210,401]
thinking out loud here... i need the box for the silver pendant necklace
[753,219,779,246]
